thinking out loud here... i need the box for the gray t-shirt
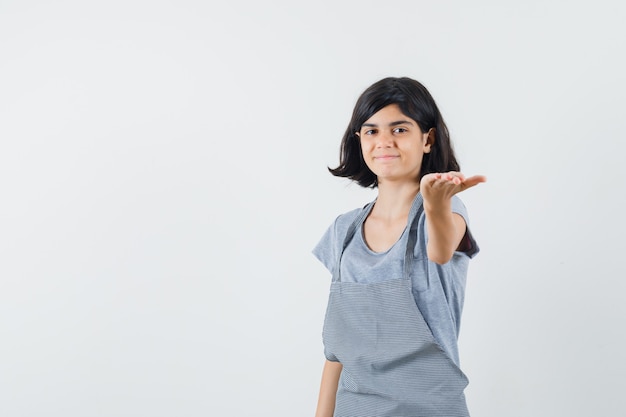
[313,194,478,366]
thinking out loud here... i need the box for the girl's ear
[423,128,435,153]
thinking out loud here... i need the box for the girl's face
[357,104,433,185]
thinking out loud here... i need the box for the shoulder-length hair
[329,77,460,188]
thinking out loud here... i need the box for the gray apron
[322,194,470,416]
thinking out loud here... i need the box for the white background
[1,1,625,416]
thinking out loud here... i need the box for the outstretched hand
[420,172,486,206]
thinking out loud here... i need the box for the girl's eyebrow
[361,120,415,128]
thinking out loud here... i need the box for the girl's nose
[376,131,393,147]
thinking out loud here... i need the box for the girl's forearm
[424,201,466,265]
[315,360,342,417]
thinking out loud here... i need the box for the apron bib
[322,194,470,416]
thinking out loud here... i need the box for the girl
[313,77,485,417]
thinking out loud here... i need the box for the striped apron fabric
[322,196,470,416]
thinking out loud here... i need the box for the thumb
[460,175,487,191]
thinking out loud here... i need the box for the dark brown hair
[329,77,460,188]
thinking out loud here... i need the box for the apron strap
[404,193,424,281]
[331,202,373,282]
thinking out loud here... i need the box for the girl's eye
[364,129,376,135]
[394,127,407,133]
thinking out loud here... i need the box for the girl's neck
[371,181,420,220]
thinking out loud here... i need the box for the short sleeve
[312,217,339,273]
[312,208,364,274]
[450,196,480,258]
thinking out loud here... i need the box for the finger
[433,173,463,188]
[459,175,487,190]
[444,171,465,184]
[420,173,441,187]
[465,175,487,185]
[428,175,452,188]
